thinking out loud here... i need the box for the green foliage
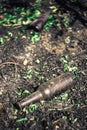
[16,128,19,130]
[0,35,9,44]
[44,15,54,30]
[50,98,61,103]
[23,70,34,79]
[61,55,78,72]
[0,4,60,44]
[0,91,3,95]
[74,71,79,78]
[16,86,30,96]
[23,104,38,114]
[29,104,38,111]
[72,118,78,124]
[40,100,45,105]
[0,37,5,44]
[16,117,28,123]
[0,6,40,26]
[62,16,70,27]
[62,115,67,120]
[60,93,68,100]
[22,90,30,95]
[29,31,41,42]
[23,68,44,81]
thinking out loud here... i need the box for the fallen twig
[0,61,25,70]
[2,20,31,28]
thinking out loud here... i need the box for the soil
[0,0,87,130]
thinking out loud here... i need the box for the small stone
[0,91,3,95]
[0,59,2,64]
[82,29,87,38]
[8,108,17,119]
[35,59,40,64]
[0,103,3,110]
[54,125,60,130]
[23,59,28,66]
[25,53,30,58]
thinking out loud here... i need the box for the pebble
[0,103,3,110]
[82,29,87,38]
[8,108,17,119]
[25,53,31,58]
[0,59,2,64]
[54,125,60,130]
[23,59,28,66]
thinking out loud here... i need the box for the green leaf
[62,116,67,120]
[35,59,40,64]
[74,71,79,78]
[73,118,77,124]
[23,108,29,114]
[16,91,22,96]
[16,117,28,123]
[23,90,30,95]
[35,67,40,71]
[37,75,44,80]
[29,104,38,111]
[0,37,5,44]
[61,93,68,100]
[27,70,33,74]
[0,91,3,95]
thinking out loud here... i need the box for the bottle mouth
[13,90,43,110]
[13,102,21,110]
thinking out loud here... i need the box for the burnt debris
[28,11,50,31]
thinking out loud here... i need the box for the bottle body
[15,72,74,109]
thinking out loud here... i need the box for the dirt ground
[0,0,87,130]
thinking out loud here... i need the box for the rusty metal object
[29,11,50,31]
[15,72,75,109]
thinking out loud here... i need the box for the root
[0,61,25,70]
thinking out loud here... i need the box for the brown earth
[0,0,87,130]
